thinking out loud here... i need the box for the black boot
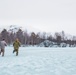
[13,50,15,53]
[16,51,18,56]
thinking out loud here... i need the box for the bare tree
[1,29,8,42]
[55,32,61,45]
[30,32,36,45]
[16,29,23,44]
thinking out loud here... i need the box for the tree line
[0,28,76,47]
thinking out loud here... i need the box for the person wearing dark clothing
[13,38,21,56]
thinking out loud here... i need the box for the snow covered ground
[0,47,76,75]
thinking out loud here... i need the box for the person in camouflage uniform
[13,38,21,56]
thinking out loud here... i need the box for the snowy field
[0,47,76,75]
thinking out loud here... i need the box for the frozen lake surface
[0,47,76,75]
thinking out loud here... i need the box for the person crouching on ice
[0,39,7,57]
[13,38,21,56]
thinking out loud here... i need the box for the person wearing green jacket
[13,38,21,56]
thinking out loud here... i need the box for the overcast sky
[0,0,76,35]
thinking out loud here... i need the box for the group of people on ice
[0,38,21,57]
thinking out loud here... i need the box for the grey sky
[0,0,76,35]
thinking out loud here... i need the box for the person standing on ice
[13,38,21,56]
[0,39,7,56]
